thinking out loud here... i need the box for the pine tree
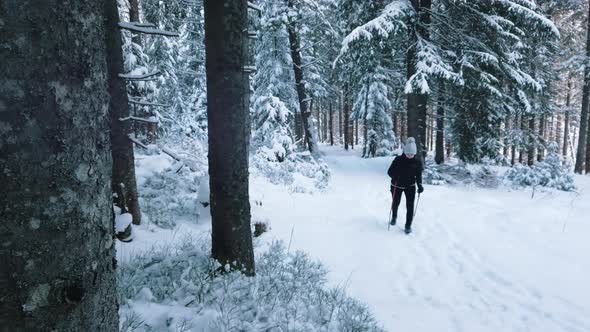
[204,0,255,275]
[0,1,118,328]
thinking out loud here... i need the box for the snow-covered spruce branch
[247,1,262,13]
[118,70,162,81]
[118,22,180,37]
[334,0,412,66]
[128,98,171,107]
[119,116,158,124]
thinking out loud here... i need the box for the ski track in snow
[251,145,590,332]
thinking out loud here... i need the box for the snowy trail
[251,145,590,332]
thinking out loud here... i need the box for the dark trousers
[391,186,416,228]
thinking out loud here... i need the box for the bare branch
[119,116,158,124]
[129,21,157,28]
[118,70,162,81]
[127,135,149,149]
[247,1,262,13]
[118,22,180,37]
[128,98,171,107]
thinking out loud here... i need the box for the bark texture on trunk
[527,115,535,166]
[329,101,334,145]
[0,1,118,330]
[435,91,445,164]
[406,0,431,159]
[343,89,350,151]
[204,0,255,275]
[106,0,142,224]
[286,0,316,154]
[575,1,590,173]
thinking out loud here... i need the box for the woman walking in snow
[387,137,424,234]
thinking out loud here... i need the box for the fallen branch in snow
[128,98,171,107]
[160,146,198,172]
[119,116,158,124]
[118,22,180,37]
[118,70,161,81]
[127,135,149,149]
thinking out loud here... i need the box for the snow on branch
[128,98,171,107]
[334,0,411,65]
[243,66,257,73]
[118,22,180,37]
[119,116,158,124]
[129,21,157,28]
[247,31,258,39]
[118,70,162,81]
[247,1,262,13]
[160,146,198,172]
[128,135,149,149]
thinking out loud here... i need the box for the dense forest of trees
[2,0,590,329]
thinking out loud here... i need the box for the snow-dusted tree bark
[406,0,431,158]
[204,0,255,275]
[344,89,351,151]
[129,0,142,45]
[435,82,445,164]
[575,1,590,173]
[286,0,317,154]
[106,0,142,225]
[563,77,572,157]
[528,116,536,166]
[329,101,334,145]
[0,1,118,329]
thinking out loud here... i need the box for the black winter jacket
[387,154,423,188]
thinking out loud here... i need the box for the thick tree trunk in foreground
[204,0,255,275]
[106,0,142,224]
[0,1,118,330]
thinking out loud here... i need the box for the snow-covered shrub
[503,142,576,192]
[118,237,384,332]
[423,158,499,188]
[251,151,331,192]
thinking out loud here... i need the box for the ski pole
[413,193,421,217]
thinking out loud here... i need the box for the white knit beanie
[403,137,417,155]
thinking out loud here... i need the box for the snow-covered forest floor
[118,144,590,332]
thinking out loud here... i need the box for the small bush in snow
[423,158,498,188]
[251,151,331,193]
[503,142,576,192]
[139,164,202,229]
[119,237,384,332]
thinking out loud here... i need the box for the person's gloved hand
[417,184,424,194]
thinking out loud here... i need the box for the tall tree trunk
[339,94,343,144]
[286,1,316,154]
[329,101,334,145]
[519,114,524,164]
[435,83,445,164]
[406,0,431,159]
[355,119,359,146]
[0,1,118,329]
[106,0,142,225]
[344,89,350,151]
[528,115,535,166]
[204,0,254,275]
[128,0,142,45]
[575,1,590,173]
[538,113,545,161]
[503,118,510,159]
[561,76,571,156]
